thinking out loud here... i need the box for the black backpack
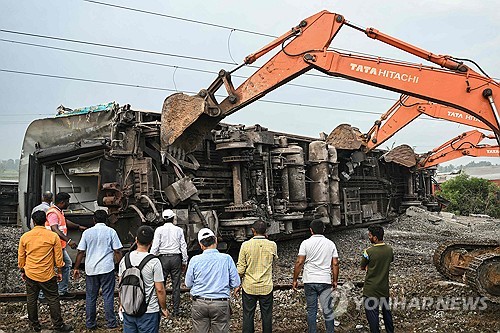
[119,253,156,317]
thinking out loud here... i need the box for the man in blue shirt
[73,210,123,330]
[185,228,240,333]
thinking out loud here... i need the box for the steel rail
[0,281,364,303]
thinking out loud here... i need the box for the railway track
[0,281,363,303]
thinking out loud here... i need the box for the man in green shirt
[360,225,394,333]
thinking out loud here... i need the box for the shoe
[59,292,76,299]
[54,323,73,332]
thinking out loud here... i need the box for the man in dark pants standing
[150,209,188,316]
[236,220,278,333]
[360,224,394,333]
[18,211,73,332]
[73,210,123,330]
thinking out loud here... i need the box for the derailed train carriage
[18,102,436,251]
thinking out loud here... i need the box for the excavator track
[433,239,499,282]
[465,252,500,304]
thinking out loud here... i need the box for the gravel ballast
[1,213,499,332]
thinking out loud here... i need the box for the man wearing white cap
[185,228,240,333]
[150,209,188,316]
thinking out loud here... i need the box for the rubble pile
[0,213,499,332]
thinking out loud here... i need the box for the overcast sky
[1,0,499,166]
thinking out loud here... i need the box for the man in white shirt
[30,191,53,229]
[292,219,339,333]
[150,209,188,316]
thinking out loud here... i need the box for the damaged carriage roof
[55,102,119,118]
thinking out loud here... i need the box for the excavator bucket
[326,124,365,150]
[381,144,417,167]
[161,93,221,154]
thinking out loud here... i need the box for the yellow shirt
[237,236,277,295]
[18,226,64,282]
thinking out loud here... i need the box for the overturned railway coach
[18,102,436,251]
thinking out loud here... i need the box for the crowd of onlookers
[18,192,394,333]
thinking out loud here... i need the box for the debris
[437,212,456,220]
[470,213,491,218]
[405,206,443,223]
[432,281,467,288]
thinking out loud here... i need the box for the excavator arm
[330,95,493,151]
[161,10,499,155]
[418,130,499,168]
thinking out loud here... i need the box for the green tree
[437,174,500,218]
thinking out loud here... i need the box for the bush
[437,174,500,218]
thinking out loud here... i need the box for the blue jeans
[59,248,72,295]
[123,312,160,333]
[86,271,117,329]
[304,283,334,333]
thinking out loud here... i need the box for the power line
[0,69,175,92]
[83,0,276,38]
[82,1,499,81]
[0,68,387,116]
[81,1,398,60]
[0,29,352,84]
[0,29,236,66]
[0,68,451,123]
[0,38,395,102]
[0,114,53,117]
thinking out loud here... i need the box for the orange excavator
[161,10,499,302]
[419,129,499,168]
[327,95,494,151]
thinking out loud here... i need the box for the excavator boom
[327,95,493,151]
[370,96,494,151]
[419,129,499,168]
[161,10,499,156]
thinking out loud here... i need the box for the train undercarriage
[18,103,437,252]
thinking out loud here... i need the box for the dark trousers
[304,283,335,333]
[25,276,64,330]
[86,270,117,329]
[242,290,273,333]
[363,297,394,333]
[159,254,182,313]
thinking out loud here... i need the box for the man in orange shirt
[18,210,73,332]
[46,192,85,298]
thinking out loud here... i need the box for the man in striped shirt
[236,220,278,333]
